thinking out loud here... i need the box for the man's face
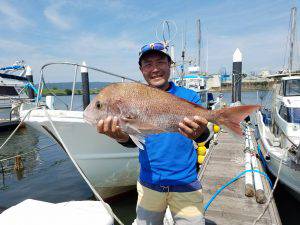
[139,52,171,90]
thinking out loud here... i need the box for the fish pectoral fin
[121,115,137,122]
[129,135,145,150]
[125,123,142,134]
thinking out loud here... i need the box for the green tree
[65,89,72,95]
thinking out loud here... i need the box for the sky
[0,0,299,83]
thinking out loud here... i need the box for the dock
[200,130,281,225]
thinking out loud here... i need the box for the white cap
[233,48,242,62]
[81,61,88,73]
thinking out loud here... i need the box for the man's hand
[178,116,208,140]
[97,116,130,143]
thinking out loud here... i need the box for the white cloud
[0,1,32,29]
[44,2,72,30]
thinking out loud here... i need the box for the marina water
[0,91,299,224]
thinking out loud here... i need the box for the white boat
[256,75,300,200]
[20,62,139,199]
[255,7,300,201]
[0,61,31,129]
[174,68,208,98]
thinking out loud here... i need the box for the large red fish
[84,82,259,138]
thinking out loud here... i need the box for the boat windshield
[289,108,300,123]
[279,105,300,124]
[285,79,300,96]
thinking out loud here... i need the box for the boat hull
[256,111,300,201]
[20,106,139,199]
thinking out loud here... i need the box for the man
[97,42,209,225]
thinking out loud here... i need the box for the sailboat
[171,19,214,109]
[255,7,300,200]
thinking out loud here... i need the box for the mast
[288,7,297,74]
[181,22,187,78]
[197,19,201,70]
[170,45,175,78]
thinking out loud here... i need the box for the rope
[204,169,272,212]
[43,108,124,225]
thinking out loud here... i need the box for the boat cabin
[276,76,300,124]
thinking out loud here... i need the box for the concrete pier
[200,131,281,225]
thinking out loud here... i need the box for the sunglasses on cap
[139,42,166,56]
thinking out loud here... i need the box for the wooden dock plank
[201,131,281,225]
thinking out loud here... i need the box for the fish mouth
[84,118,95,126]
[83,114,97,126]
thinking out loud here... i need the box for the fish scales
[102,83,205,131]
[84,82,260,136]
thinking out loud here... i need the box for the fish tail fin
[211,105,260,136]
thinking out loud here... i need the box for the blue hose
[204,169,272,212]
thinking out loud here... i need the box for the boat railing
[36,62,139,110]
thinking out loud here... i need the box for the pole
[288,7,297,74]
[197,19,201,70]
[170,45,175,78]
[232,48,242,103]
[81,61,90,110]
[25,66,34,99]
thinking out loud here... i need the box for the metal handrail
[36,62,139,109]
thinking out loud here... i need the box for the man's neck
[161,82,170,91]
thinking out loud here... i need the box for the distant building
[207,74,221,89]
[260,70,271,77]
[219,67,231,83]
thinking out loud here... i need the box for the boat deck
[200,131,281,225]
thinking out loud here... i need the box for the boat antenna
[155,20,177,48]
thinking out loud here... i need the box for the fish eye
[95,101,102,109]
